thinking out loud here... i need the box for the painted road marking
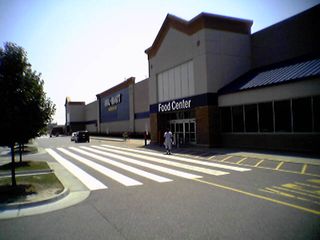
[46,149,107,191]
[275,162,285,170]
[294,182,320,189]
[58,148,142,187]
[100,144,251,172]
[71,147,172,183]
[84,147,202,179]
[260,187,320,206]
[95,146,229,176]
[192,178,320,215]
[236,157,247,165]
[219,156,233,162]
[254,159,264,167]
[273,186,320,199]
[301,164,308,174]
[281,183,320,197]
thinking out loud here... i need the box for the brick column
[150,113,158,143]
[195,106,220,147]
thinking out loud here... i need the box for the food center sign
[158,99,191,113]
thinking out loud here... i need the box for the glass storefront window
[314,96,320,132]
[245,104,258,132]
[274,100,291,132]
[258,102,274,132]
[292,97,312,132]
[232,106,244,132]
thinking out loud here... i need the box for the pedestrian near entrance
[164,128,173,155]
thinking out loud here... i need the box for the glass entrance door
[169,119,196,145]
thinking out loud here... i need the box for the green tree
[0,42,56,187]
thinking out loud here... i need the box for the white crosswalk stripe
[47,144,251,191]
[57,148,142,187]
[69,147,172,183]
[78,146,202,179]
[89,146,229,176]
[46,148,107,191]
[100,144,251,172]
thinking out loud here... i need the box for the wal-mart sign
[158,99,191,113]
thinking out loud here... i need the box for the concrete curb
[0,187,70,211]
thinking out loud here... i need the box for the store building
[96,77,150,136]
[145,5,319,152]
[66,4,319,152]
[145,12,253,146]
[65,77,149,137]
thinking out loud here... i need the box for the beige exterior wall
[68,105,85,122]
[84,100,97,132]
[100,121,131,134]
[148,27,251,105]
[218,78,320,106]
[84,101,97,122]
[134,119,150,133]
[134,78,149,114]
[205,29,251,92]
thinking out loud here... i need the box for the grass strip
[0,161,50,172]
[0,173,64,204]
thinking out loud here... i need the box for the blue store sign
[100,88,130,122]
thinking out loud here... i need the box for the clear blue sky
[0,0,318,124]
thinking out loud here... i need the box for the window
[258,102,273,132]
[292,97,312,132]
[274,100,291,132]
[313,95,320,132]
[157,60,194,102]
[220,107,232,132]
[232,106,244,132]
[245,104,258,132]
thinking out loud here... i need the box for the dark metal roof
[218,57,320,94]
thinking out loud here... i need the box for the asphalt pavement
[0,136,319,239]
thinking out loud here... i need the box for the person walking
[163,128,173,155]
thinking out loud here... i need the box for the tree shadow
[0,184,37,204]
[0,161,31,171]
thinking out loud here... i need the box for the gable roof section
[218,56,320,95]
[145,12,252,59]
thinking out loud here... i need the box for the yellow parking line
[236,157,247,164]
[254,159,264,167]
[295,182,320,189]
[308,179,320,185]
[193,178,320,215]
[275,162,284,170]
[301,164,308,174]
[264,187,320,205]
[265,187,295,198]
[275,186,320,199]
[220,156,232,162]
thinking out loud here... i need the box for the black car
[75,131,90,143]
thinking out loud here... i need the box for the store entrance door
[169,119,196,145]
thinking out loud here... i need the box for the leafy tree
[0,42,55,187]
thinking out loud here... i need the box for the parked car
[74,131,90,143]
[71,132,77,141]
